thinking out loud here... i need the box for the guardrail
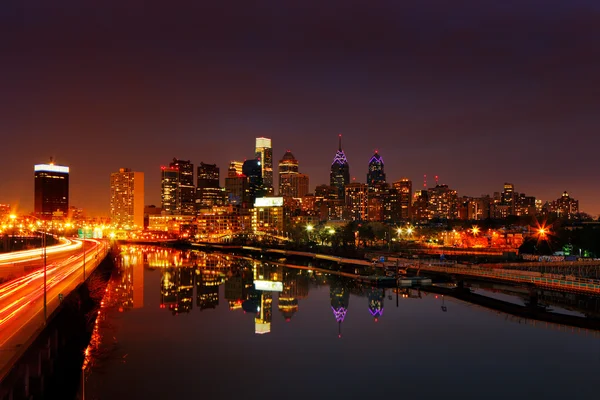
[413,264,600,294]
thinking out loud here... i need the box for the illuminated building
[196,162,226,209]
[196,269,220,310]
[34,161,69,220]
[383,187,400,223]
[367,287,384,321]
[330,278,350,337]
[161,166,180,214]
[367,151,386,189]
[344,182,368,221]
[255,137,273,194]
[252,197,284,234]
[393,178,412,221]
[551,191,579,219]
[516,194,537,217]
[501,183,516,216]
[170,158,195,215]
[148,214,195,235]
[278,150,298,196]
[330,134,350,200]
[196,205,242,239]
[255,291,272,334]
[427,184,458,220]
[412,190,429,222]
[367,189,385,222]
[279,173,309,198]
[224,163,248,206]
[110,168,144,228]
[242,159,263,207]
[466,196,492,220]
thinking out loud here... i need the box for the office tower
[242,159,263,206]
[367,151,386,189]
[229,160,244,176]
[34,161,69,220]
[553,191,579,219]
[278,150,299,196]
[393,178,412,221]
[224,163,248,206]
[330,134,350,200]
[196,162,225,208]
[170,158,195,215]
[161,166,180,214]
[255,137,273,194]
[427,184,458,220]
[501,183,515,216]
[279,173,309,198]
[110,168,145,228]
[344,182,368,221]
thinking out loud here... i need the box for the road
[0,239,110,381]
[0,238,84,282]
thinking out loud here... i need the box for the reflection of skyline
[278,270,310,322]
[160,267,194,315]
[116,247,145,311]
[255,291,272,335]
[197,270,221,311]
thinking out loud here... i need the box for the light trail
[0,238,81,264]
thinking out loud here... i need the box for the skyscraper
[110,168,144,228]
[34,161,69,220]
[255,137,273,194]
[242,159,263,207]
[367,151,386,188]
[393,178,412,221]
[161,166,179,214]
[330,134,350,200]
[196,162,225,208]
[170,158,195,215]
[224,162,247,206]
[278,150,299,196]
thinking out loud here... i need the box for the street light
[306,224,314,242]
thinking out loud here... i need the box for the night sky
[1,1,599,216]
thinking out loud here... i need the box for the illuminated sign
[34,164,69,173]
[254,197,284,207]
[254,280,283,292]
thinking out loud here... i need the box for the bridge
[0,239,110,398]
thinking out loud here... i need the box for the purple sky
[1,1,599,216]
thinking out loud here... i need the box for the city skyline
[1,1,599,216]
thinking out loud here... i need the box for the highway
[0,239,109,381]
[0,238,83,282]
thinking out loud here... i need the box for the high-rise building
[110,168,145,228]
[344,182,368,221]
[393,178,412,221]
[552,191,579,219]
[427,184,458,220]
[161,166,180,214]
[242,159,263,207]
[278,150,299,196]
[501,183,515,216]
[34,161,69,220]
[170,159,195,215]
[196,162,225,208]
[279,173,309,198]
[255,137,273,194]
[224,163,248,206]
[330,134,350,200]
[367,151,386,188]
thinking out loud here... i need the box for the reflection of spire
[367,287,384,321]
[330,278,350,337]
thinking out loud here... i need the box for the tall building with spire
[367,151,385,189]
[255,137,273,194]
[330,134,350,200]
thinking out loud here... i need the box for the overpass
[0,239,110,397]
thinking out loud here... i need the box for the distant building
[110,168,144,228]
[255,137,273,194]
[252,197,284,234]
[242,159,263,207]
[427,184,458,220]
[160,166,179,214]
[344,182,368,221]
[224,164,248,207]
[552,191,579,219]
[501,183,516,216]
[169,158,195,215]
[196,162,226,209]
[367,151,386,189]
[330,134,350,200]
[393,178,412,221]
[280,173,309,198]
[34,161,69,220]
[278,150,299,196]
